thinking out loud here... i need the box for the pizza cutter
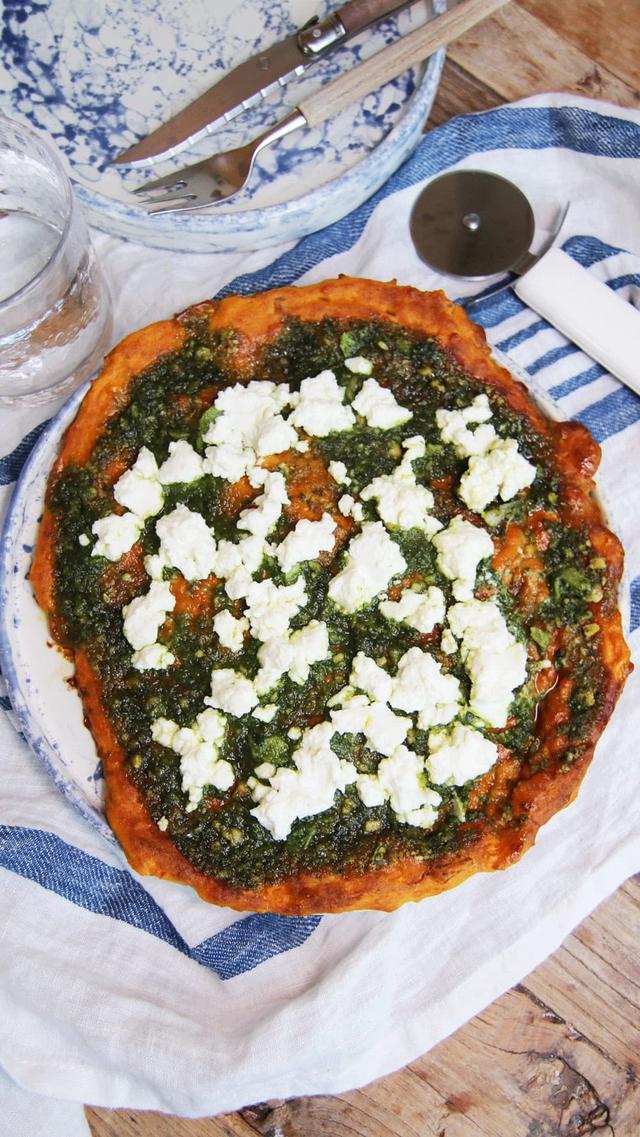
[409,170,640,395]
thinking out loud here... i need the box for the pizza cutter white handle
[514,247,640,395]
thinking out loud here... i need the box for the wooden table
[86,3,640,1134]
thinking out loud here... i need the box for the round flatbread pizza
[30,277,632,914]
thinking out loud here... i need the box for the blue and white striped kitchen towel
[1,95,639,1126]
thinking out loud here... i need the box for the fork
[133,0,508,215]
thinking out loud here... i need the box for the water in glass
[0,115,112,404]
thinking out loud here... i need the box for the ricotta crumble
[94,354,535,837]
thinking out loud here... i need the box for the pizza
[30,277,632,914]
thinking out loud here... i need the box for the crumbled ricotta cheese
[157,440,205,485]
[203,380,297,481]
[150,717,178,748]
[203,441,251,483]
[295,439,310,453]
[432,514,494,601]
[427,722,498,785]
[344,355,373,375]
[151,708,232,807]
[349,653,393,704]
[210,380,294,430]
[355,772,386,808]
[254,620,329,693]
[330,694,411,757]
[215,534,269,601]
[459,437,537,513]
[289,370,355,436]
[78,533,90,547]
[289,621,330,684]
[250,721,357,840]
[254,635,296,696]
[254,762,276,779]
[338,494,365,523]
[440,628,458,655]
[91,512,143,561]
[328,460,351,486]
[252,413,298,460]
[361,444,441,535]
[379,586,446,634]
[237,470,289,541]
[206,668,259,717]
[122,581,175,651]
[252,704,278,723]
[223,570,257,603]
[357,745,442,828]
[131,642,175,671]
[213,609,249,653]
[328,522,406,613]
[436,397,535,514]
[248,778,269,803]
[436,394,495,458]
[327,685,354,708]
[144,551,168,581]
[193,707,226,743]
[276,513,336,574]
[352,377,412,429]
[155,504,218,581]
[447,598,528,727]
[244,575,308,642]
[216,544,252,579]
[389,647,461,729]
[113,447,164,520]
[248,467,269,488]
[401,435,426,464]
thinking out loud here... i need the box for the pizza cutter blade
[409,169,640,394]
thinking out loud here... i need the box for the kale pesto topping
[47,317,608,889]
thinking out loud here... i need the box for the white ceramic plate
[0,379,113,843]
[0,0,445,252]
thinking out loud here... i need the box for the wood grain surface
[86,1,640,1133]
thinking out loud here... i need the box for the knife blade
[112,0,420,167]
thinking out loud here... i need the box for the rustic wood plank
[85,1106,256,1137]
[426,58,504,128]
[410,984,640,1135]
[241,1070,493,1137]
[446,1,640,108]
[519,0,640,95]
[524,879,640,1076]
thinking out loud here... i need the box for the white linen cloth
[1,94,639,1125]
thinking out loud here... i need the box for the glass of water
[0,114,113,404]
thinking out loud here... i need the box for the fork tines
[132,170,198,213]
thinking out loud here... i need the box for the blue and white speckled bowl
[0,0,445,252]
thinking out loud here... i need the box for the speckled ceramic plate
[0,0,445,252]
[0,379,113,842]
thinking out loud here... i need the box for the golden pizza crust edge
[30,277,632,914]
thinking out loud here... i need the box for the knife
[112,0,421,167]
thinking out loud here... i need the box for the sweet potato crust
[31,278,632,914]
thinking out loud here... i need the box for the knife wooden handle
[298,0,509,127]
[337,0,421,35]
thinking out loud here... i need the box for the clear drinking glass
[0,114,113,404]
